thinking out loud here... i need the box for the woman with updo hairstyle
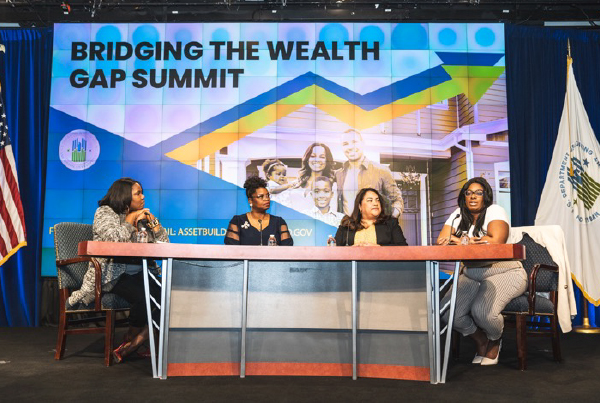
[224,176,293,246]
[437,177,527,366]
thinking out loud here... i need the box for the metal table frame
[77,242,524,383]
[142,257,461,384]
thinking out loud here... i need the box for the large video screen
[42,22,509,276]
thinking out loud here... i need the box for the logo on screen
[59,129,100,171]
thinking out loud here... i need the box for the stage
[0,326,598,401]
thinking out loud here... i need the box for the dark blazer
[334,217,408,246]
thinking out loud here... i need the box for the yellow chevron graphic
[165,65,505,164]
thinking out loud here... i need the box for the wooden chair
[54,222,130,366]
[502,231,561,370]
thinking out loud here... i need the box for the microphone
[346,222,350,246]
[258,219,263,246]
[447,214,460,244]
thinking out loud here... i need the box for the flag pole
[566,39,574,177]
[573,298,600,333]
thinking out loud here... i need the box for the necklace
[249,211,267,221]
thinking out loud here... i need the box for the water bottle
[137,227,148,243]
[268,234,277,246]
[327,235,336,247]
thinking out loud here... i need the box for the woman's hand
[437,234,461,245]
[125,208,149,227]
[469,237,489,245]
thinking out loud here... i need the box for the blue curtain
[0,28,53,326]
[506,24,600,326]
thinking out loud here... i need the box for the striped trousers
[442,261,527,341]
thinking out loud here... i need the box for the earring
[249,203,253,208]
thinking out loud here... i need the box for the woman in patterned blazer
[67,177,169,363]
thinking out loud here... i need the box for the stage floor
[0,326,598,401]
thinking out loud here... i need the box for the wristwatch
[146,218,160,229]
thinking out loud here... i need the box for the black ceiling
[1,0,600,26]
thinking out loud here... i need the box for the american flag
[0,88,27,266]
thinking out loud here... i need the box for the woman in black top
[224,176,293,246]
[334,188,407,246]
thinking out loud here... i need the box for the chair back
[54,222,93,290]
[511,227,559,292]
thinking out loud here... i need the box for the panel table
[78,242,524,383]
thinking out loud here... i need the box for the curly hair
[339,188,388,231]
[98,177,141,215]
[297,143,335,186]
[244,175,268,199]
[456,177,494,237]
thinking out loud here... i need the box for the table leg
[142,258,158,379]
[159,258,173,380]
[240,259,249,378]
[426,260,441,384]
[434,261,441,384]
[352,260,357,380]
[440,261,460,383]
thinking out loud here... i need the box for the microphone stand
[258,219,263,246]
[346,223,350,246]
[448,214,460,244]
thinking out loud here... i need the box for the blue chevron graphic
[159,51,504,153]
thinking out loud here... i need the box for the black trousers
[111,271,161,328]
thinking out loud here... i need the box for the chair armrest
[534,263,559,273]
[56,256,94,266]
[527,263,559,315]
[55,256,102,311]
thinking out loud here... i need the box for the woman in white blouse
[437,177,527,366]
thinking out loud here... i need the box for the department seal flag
[0,84,27,266]
[536,51,600,305]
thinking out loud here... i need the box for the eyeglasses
[464,190,484,197]
[253,193,271,200]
